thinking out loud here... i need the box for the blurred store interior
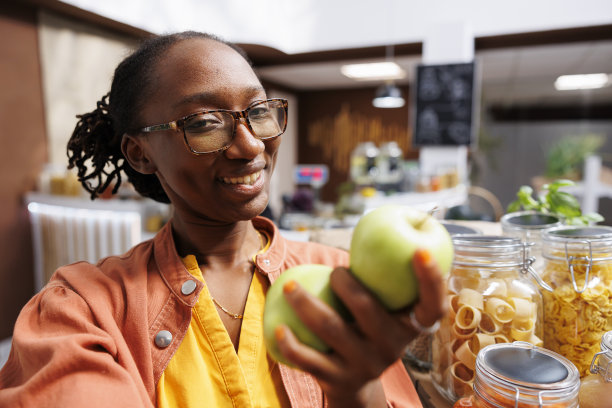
[0,0,611,345]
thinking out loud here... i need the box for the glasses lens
[248,100,287,139]
[183,111,233,153]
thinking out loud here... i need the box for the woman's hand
[274,248,448,408]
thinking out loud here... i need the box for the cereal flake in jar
[541,226,612,377]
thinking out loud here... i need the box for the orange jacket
[0,217,421,407]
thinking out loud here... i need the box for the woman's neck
[170,215,261,270]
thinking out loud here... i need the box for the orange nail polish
[275,326,285,341]
[416,249,432,265]
[283,280,297,294]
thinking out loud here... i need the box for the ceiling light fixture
[341,61,406,81]
[373,81,405,108]
[371,45,406,108]
[554,73,611,90]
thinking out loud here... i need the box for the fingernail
[415,249,432,265]
[275,326,285,341]
[283,280,297,294]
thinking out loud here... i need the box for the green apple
[350,204,453,311]
[263,264,349,365]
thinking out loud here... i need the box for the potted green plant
[507,179,603,226]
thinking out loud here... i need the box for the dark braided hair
[67,31,252,202]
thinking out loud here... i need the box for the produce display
[263,204,453,364]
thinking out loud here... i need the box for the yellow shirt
[156,254,290,408]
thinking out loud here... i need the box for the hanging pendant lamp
[372,45,406,108]
[373,81,405,108]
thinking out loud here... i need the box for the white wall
[61,0,612,53]
[38,11,137,165]
[268,91,298,219]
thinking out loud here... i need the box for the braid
[66,31,250,202]
[67,94,125,200]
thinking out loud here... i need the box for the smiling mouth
[221,171,262,185]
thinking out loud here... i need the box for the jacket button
[155,330,173,348]
[181,279,197,295]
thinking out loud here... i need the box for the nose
[223,117,265,159]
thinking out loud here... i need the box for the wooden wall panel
[0,3,47,338]
[297,86,416,202]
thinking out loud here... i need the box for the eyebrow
[172,86,267,110]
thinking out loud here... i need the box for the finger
[329,267,408,363]
[281,279,365,361]
[274,324,343,383]
[408,248,448,328]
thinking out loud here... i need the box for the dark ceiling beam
[17,0,153,40]
[238,42,423,67]
[242,23,612,68]
[489,103,612,121]
[475,24,612,50]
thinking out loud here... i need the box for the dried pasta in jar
[431,235,543,403]
[541,226,612,377]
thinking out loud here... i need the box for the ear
[121,134,157,174]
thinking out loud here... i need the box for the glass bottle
[349,142,379,187]
[540,226,612,377]
[375,141,403,191]
[453,342,580,407]
[501,211,562,274]
[579,330,612,408]
[432,235,544,402]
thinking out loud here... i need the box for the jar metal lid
[501,211,562,231]
[475,342,580,407]
[603,330,612,351]
[589,331,612,382]
[541,225,612,293]
[451,234,544,279]
[442,222,481,236]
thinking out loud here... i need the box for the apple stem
[414,214,429,229]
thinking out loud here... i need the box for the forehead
[147,38,264,110]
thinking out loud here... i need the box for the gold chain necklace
[211,297,244,319]
[210,230,267,320]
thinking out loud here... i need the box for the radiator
[27,201,142,292]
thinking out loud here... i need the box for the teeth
[222,171,261,185]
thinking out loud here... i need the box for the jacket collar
[152,222,203,308]
[152,217,287,298]
[252,217,286,280]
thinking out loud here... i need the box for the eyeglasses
[138,98,288,154]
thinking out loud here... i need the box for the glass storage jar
[579,330,612,408]
[403,224,482,372]
[432,235,544,402]
[453,342,580,407]
[540,226,612,377]
[501,211,561,275]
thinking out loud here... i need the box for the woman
[0,31,446,407]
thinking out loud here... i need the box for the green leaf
[583,212,604,223]
[547,191,581,217]
[507,200,521,213]
[516,185,539,209]
[566,216,589,226]
[546,179,575,193]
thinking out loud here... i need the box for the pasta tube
[455,305,482,330]
[485,297,515,323]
